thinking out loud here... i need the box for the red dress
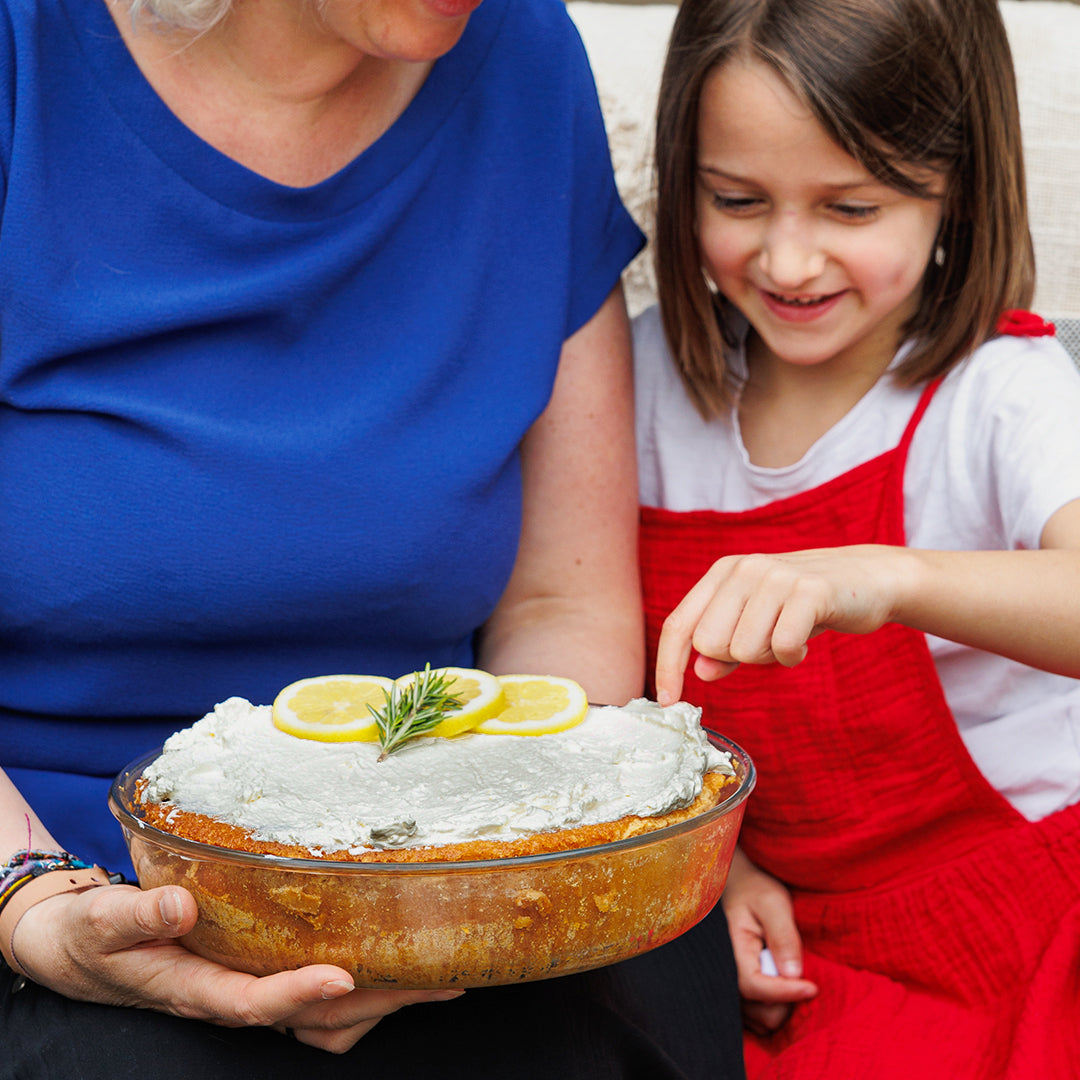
[640,328,1080,1078]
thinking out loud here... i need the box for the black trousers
[1,904,744,1080]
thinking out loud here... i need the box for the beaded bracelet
[0,849,96,909]
[0,849,114,977]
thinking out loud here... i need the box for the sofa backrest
[568,0,1080,360]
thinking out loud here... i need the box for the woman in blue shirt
[0,0,743,1075]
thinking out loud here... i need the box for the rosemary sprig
[370,664,464,761]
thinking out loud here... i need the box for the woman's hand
[722,850,817,1035]
[11,882,462,1053]
[655,545,910,702]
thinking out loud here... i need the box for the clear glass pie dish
[109,732,754,989]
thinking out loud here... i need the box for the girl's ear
[942,177,967,224]
[927,176,957,269]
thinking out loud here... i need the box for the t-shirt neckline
[64,0,508,220]
[728,322,911,479]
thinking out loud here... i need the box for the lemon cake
[119,674,750,987]
[137,695,738,862]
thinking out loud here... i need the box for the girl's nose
[758,218,826,288]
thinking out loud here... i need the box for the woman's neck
[105,0,432,186]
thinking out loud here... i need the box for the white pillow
[1000,1,1080,328]
[568,2,673,317]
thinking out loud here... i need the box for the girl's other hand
[11,882,463,1053]
[655,545,908,703]
[722,850,817,1035]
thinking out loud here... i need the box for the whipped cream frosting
[141,697,734,855]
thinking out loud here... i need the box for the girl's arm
[893,498,1080,672]
[655,497,1080,703]
[477,284,645,705]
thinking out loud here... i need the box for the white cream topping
[141,697,733,855]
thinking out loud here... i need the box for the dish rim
[109,730,755,876]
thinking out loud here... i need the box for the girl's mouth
[760,288,846,322]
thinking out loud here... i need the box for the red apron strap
[996,309,1056,337]
[877,374,947,543]
[895,375,944,462]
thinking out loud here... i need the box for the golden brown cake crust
[137,769,737,863]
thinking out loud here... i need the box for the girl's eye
[831,203,879,221]
[710,194,762,214]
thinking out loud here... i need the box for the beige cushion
[570,0,1080,333]
[569,1,672,318]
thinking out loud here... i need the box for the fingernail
[159,890,183,929]
[430,990,466,1001]
[320,979,355,999]
[657,689,674,706]
[779,960,802,978]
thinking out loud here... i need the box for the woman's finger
[95,884,199,946]
[280,987,466,1053]
[12,884,194,991]
[19,885,353,1021]
[13,877,466,1051]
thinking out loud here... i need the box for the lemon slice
[393,666,507,739]
[272,674,395,742]
[473,674,589,736]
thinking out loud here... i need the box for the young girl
[635,0,1080,1076]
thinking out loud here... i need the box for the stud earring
[934,244,945,267]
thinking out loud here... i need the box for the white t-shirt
[634,303,1080,820]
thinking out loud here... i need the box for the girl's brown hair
[654,0,1035,416]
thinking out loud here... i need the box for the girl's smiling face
[695,56,946,379]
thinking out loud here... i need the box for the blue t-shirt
[0,0,643,872]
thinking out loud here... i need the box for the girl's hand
[656,545,908,702]
[11,882,463,1053]
[722,850,817,1035]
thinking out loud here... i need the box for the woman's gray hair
[120,0,233,32]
